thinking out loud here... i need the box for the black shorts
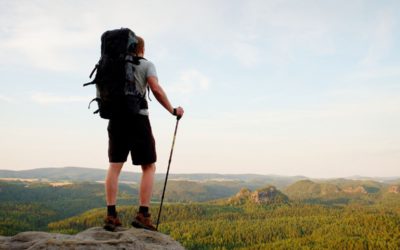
[107,115,157,165]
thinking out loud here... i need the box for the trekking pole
[156,116,181,230]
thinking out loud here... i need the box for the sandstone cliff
[228,186,289,205]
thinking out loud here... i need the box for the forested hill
[48,202,400,249]
[284,179,400,203]
[45,186,400,249]
[1,178,399,249]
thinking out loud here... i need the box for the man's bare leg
[105,162,124,205]
[139,163,156,207]
[132,163,157,230]
[104,162,124,231]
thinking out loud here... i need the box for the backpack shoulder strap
[134,57,151,101]
[125,56,146,65]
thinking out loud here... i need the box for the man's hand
[173,107,184,119]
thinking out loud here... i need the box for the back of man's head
[135,36,144,56]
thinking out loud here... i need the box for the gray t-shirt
[125,56,157,115]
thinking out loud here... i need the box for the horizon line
[0,166,399,180]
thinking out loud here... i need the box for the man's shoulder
[139,59,157,75]
[135,58,157,78]
[140,58,155,67]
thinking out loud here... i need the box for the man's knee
[110,162,124,168]
[142,163,156,172]
[107,162,124,177]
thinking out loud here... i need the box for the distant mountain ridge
[0,167,308,188]
[1,166,398,187]
[284,179,400,203]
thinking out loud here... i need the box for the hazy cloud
[232,41,260,67]
[0,1,99,71]
[345,65,400,82]
[361,9,395,66]
[0,94,15,103]
[169,69,210,94]
[0,0,340,70]
[0,0,376,71]
[31,93,90,104]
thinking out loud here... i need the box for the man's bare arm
[147,76,184,117]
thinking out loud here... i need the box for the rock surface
[0,227,185,250]
[388,185,400,194]
[228,186,289,205]
[343,186,368,194]
[251,186,288,204]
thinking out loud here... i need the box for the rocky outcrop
[343,186,368,194]
[227,188,252,205]
[228,186,288,205]
[388,185,400,194]
[0,227,185,250]
[251,186,289,204]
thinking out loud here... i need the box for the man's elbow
[151,88,163,99]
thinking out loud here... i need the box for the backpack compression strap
[125,57,152,101]
[83,64,99,86]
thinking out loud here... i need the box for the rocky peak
[343,186,368,194]
[251,186,289,204]
[228,186,288,205]
[235,188,252,197]
[0,227,184,250]
[388,185,400,194]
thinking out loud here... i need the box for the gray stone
[0,227,185,250]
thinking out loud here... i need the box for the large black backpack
[83,28,148,119]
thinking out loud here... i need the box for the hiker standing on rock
[103,35,184,231]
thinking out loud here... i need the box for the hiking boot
[103,215,122,232]
[131,212,157,231]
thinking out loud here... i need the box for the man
[103,36,184,231]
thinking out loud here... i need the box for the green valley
[0,168,399,249]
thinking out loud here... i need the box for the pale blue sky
[0,0,399,177]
